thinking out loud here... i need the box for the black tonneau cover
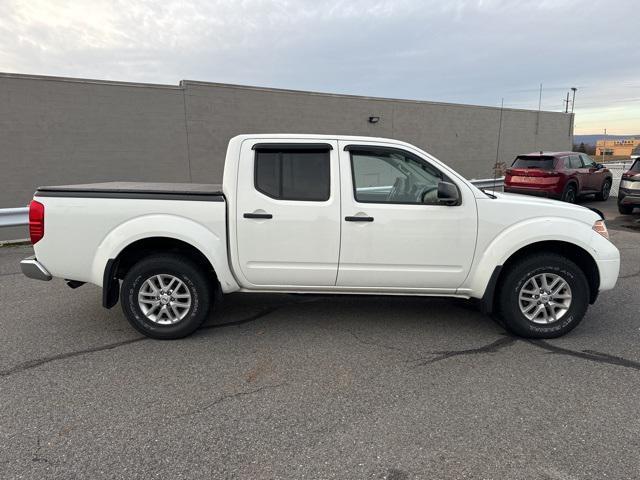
[35,182,224,201]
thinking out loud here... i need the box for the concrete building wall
[1,72,573,240]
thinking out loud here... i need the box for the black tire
[121,254,212,339]
[561,184,577,203]
[618,203,634,215]
[497,254,589,338]
[595,179,611,201]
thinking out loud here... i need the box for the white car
[21,134,620,339]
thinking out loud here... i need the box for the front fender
[460,217,598,299]
[89,214,239,292]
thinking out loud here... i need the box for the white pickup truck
[21,134,620,339]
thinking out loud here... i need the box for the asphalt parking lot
[1,199,639,480]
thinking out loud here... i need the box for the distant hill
[574,134,640,146]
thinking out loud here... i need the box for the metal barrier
[0,207,28,228]
[470,178,505,190]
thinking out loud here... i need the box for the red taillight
[29,200,45,244]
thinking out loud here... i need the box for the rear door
[569,154,588,191]
[336,141,477,291]
[235,140,341,287]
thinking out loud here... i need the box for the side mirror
[436,181,460,206]
[595,163,604,170]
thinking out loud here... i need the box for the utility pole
[570,87,577,113]
[564,91,570,113]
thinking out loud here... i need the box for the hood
[481,191,601,226]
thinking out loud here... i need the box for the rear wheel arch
[103,237,220,309]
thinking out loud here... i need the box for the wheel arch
[103,237,221,309]
[482,240,600,314]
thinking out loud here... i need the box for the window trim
[253,147,332,202]
[345,145,460,206]
[252,142,333,151]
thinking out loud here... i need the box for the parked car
[618,158,640,214]
[20,135,619,340]
[504,152,613,203]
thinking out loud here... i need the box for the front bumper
[618,188,640,206]
[20,256,52,281]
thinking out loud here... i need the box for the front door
[336,142,478,291]
[236,140,341,287]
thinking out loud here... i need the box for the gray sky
[1,0,638,134]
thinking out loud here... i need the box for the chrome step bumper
[20,256,52,281]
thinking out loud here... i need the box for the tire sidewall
[562,184,576,203]
[121,256,210,339]
[500,257,588,338]
[601,179,611,200]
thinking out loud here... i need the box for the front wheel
[121,254,212,339]
[497,254,589,338]
[618,203,634,215]
[595,179,611,201]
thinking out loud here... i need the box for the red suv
[504,152,612,203]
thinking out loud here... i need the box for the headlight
[593,220,609,240]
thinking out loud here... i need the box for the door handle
[244,212,273,219]
[345,216,374,222]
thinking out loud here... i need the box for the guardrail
[0,207,28,228]
[470,177,505,190]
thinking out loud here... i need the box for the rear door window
[511,156,555,169]
[562,157,572,169]
[254,148,331,201]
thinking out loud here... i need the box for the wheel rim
[602,182,611,198]
[138,274,192,325]
[518,273,572,324]
[566,188,575,203]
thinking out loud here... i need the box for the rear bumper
[20,256,52,281]
[504,186,562,199]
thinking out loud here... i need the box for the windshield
[512,156,556,169]
[631,159,640,172]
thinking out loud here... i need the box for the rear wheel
[497,254,589,338]
[595,179,611,201]
[121,254,212,339]
[561,184,577,203]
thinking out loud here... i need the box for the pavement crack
[528,340,640,371]
[201,297,322,331]
[0,271,20,277]
[412,337,517,366]
[32,436,49,463]
[200,305,285,330]
[619,269,640,279]
[177,382,287,418]
[0,337,146,378]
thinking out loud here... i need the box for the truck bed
[35,182,224,201]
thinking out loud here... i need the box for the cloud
[0,0,638,133]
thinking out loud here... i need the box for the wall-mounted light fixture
[368,116,380,124]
